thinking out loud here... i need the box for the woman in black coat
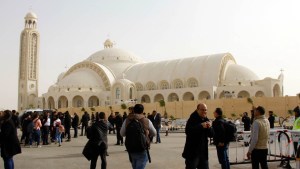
[83,112,108,169]
[0,110,22,169]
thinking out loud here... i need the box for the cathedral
[18,12,283,111]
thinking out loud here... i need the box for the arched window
[77,100,82,107]
[129,88,133,99]
[174,79,183,89]
[136,83,143,91]
[116,88,121,99]
[160,81,169,90]
[146,82,156,90]
[187,78,198,88]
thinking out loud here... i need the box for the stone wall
[58,96,299,120]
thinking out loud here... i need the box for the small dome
[57,68,105,89]
[25,12,37,19]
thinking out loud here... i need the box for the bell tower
[18,12,40,111]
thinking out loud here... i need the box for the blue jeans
[155,127,161,143]
[216,144,230,169]
[3,156,14,169]
[56,128,62,145]
[33,129,41,146]
[130,151,148,169]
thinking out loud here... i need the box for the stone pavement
[10,131,296,169]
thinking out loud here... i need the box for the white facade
[17,12,283,111]
[41,39,283,110]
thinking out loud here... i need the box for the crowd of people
[0,103,299,169]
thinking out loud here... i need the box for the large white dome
[223,64,259,82]
[86,47,143,79]
[86,47,142,64]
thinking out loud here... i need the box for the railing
[230,128,300,169]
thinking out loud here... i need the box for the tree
[159,100,168,118]
[81,107,85,112]
[121,103,127,111]
[90,107,95,111]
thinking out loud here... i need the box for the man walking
[153,110,162,143]
[72,112,79,138]
[212,108,230,169]
[120,104,156,169]
[114,112,123,145]
[247,106,270,169]
[182,103,214,169]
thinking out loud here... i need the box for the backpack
[125,119,149,153]
[223,120,237,142]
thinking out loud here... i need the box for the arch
[160,80,169,90]
[273,84,281,97]
[168,93,179,102]
[72,95,84,107]
[154,94,164,102]
[219,91,225,99]
[88,96,99,107]
[146,81,156,90]
[199,91,211,100]
[129,87,133,99]
[58,96,68,108]
[141,95,151,103]
[183,92,194,101]
[42,98,46,109]
[63,61,112,91]
[28,94,36,108]
[237,90,250,98]
[135,82,143,91]
[115,88,121,99]
[173,79,184,89]
[255,91,265,97]
[187,78,198,88]
[47,96,55,109]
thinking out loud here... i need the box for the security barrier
[230,129,300,169]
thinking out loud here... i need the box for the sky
[1,0,300,110]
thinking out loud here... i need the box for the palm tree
[159,100,168,118]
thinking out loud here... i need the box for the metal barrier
[230,129,300,168]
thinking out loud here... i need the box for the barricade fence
[230,128,300,169]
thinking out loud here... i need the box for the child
[56,122,65,147]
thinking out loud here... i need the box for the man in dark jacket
[268,111,275,129]
[72,112,79,138]
[84,112,108,169]
[182,103,214,169]
[242,112,251,131]
[212,108,230,169]
[153,110,162,143]
[64,111,72,141]
[0,110,22,169]
[80,112,90,136]
[114,112,123,145]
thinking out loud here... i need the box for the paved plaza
[10,131,296,169]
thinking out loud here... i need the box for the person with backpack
[182,103,214,169]
[120,104,156,169]
[212,108,230,169]
[83,112,108,169]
